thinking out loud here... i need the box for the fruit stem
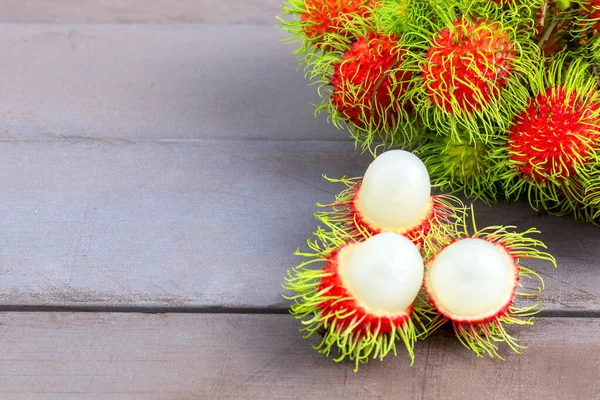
[537,20,559,49]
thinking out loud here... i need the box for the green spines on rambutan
[397,0,539,142]
[493,57,600,221]
[279,0,378,60]
[308,29,419,149]
[416,134,501,204]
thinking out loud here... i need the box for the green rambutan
[416,133,501,204]
[494,57,600,221]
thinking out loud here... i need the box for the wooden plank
[0,1,283,24]
[0,313,597,399]
[0,24,339,141]
[0,140,369,309]
[0,139,599,312]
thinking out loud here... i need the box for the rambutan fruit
[416,133,501,204]
[424,220,556,358]
[310,32,417,149]
[315,150,466,256]
[494,57,600,221]
[399,2,537,141]
[283,231,431,370]
[279,0,378,56]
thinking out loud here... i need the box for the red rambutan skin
[507,86,600,182]
[301,0,375,46]
[331,33,411,126]
[317,248,411,336]
[422,18,515,114]
[425,239,520,326]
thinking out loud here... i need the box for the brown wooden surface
[1,1,599,397]
[0,24,338,141]
[0,138,598,312]
[0,313,596,399]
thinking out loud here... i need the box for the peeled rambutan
[283,231,430,370]
[496,57,600,221]
[424,223,556,358]
[315,150,465,256]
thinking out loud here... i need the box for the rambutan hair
[493,56,600,222]
[278,0,378,61]
[423,213,556,358]
[307,29,420,150]
[415,133,502,204]
[396,0,539,142]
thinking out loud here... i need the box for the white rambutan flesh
[427,238,517,321]
[358,150,431,230]
[339,232,424,315]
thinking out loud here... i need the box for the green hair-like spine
[395,0,540,143]
[415,132,502,204]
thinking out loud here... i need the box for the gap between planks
[0,306,596,319]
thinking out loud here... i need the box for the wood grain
[0,313,596,399]
[1,139,599,312]
[0,24,339,141]
[0,140,369,309]
[0,1,283,24]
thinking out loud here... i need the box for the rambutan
[309,32,417,149]
[416,134,501,204]
[495,57,600,221]
[283,231,432,370]
[400,3,537,141]
[424,220,556,358]
[423,18,515,114]
[279,0,378,55]
[330,33,410,127]
[315,150,465,256]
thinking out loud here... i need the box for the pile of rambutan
[279,0,600,222]
[276,0,583,369]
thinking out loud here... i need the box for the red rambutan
[496,57,600,220]
[422,18,515,114]
[400,4,536,141]
[301,0,376,45]
[507,86,600,182]
[280,0,378,53]
[330,32,411,127]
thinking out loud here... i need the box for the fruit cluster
[283,150,555,370]
[279,0,600,222]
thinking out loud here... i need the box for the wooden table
[1,1,599,398]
